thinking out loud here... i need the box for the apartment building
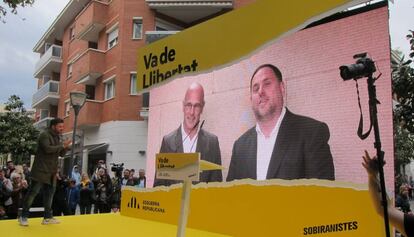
[31,0,254,174]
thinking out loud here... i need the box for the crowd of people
[0,160,146,220]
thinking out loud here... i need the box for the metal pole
[367,75,390,237]
[69,106,80,177]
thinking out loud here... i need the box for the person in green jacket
[18,118,71,226]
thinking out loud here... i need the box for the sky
[0,0,413,108]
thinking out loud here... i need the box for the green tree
[0,95,39,164]
[393,30,414,187]
[0,0,34,23]
[393,30,414,132]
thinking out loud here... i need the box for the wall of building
[83,120,148,172]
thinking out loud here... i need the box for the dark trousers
[21,179,55,219]
[79,204,92,214]
[95,202,111,213]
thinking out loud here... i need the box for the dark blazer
[226,109,334,181]
[153,126,223,187]
[31,128,68,185]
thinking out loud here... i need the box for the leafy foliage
[0,95,39,164]
[0,0,34,23]
[393,30,414,175]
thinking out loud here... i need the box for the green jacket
[31,128,67,185]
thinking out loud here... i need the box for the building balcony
[32,80,60,109]
[146,0,233,24]
[75,1,108,42]
[67,100,102,129]
[73,49,105,85]
[145,31,179,44]
[34,45,62,78]
[34,117,54,130]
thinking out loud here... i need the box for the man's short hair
[250,64,283,90]
[50,118,64,127]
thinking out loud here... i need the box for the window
[155,18,182,31]
[104,78,115,100]
[85,85,96,100]
[88,41,98,49]
[130,73,137,94]
[67,64,73,78]
[107,27,119,49]
[132,17,143,39]
[65,102,71,116]
[42,75,51,85]
[69,26,75,40]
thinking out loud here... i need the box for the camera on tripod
[339,53,376,80]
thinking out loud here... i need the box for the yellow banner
[121,180,385,236]
[136,0,367,92]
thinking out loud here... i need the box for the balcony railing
[32,80,60,109]
[145,31,179,44]
[75,1,108,42]
[34,45,62,78]
[34,117,54,130]
[73,49,105,85]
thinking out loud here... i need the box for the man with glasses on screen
[227,64,334,182]
[153,82,223,187]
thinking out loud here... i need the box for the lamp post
[68,91,87,176]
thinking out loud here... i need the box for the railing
[34,45,62,76]
[145,31,179,44]
[32,80,60,107]
[34,117,54,130]
[73,49,105,84]
[75,1,108,41]
[66,100,102,129]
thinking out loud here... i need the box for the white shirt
[181,122,200,153]
[256,107,286,180]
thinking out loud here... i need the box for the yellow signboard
[136,0,368,92]
[121,180,385,236]
[156,153,200,181]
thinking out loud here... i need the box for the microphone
[189,120,205,152]
[182,119,201,144]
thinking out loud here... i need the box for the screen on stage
[143,2,393,189]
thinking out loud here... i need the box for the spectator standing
[94,170,112,213]
[66,180,79,215]
[71,165,81,186]
[79,173,94,214]
[136,169,146,188]
[0,169,12,219]
[52,169,70,216]
[396,185,412,214]
[7,172,28,219]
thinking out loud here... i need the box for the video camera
[110,163,124,178]
[339,53,376,80]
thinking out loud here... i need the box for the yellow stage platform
[0,213,228,237]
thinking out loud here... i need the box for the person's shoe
[41,217,60,225]
[18,217,29,226]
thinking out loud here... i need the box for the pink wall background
[146,6,394,190]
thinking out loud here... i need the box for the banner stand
[155,153,224,237]
[177,179,192,237]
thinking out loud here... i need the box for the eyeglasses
[183,102,203,111]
